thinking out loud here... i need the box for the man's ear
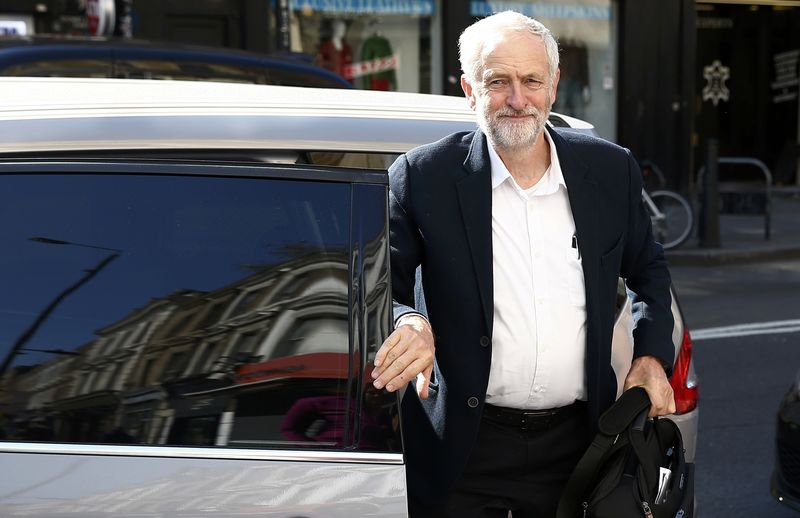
[460,75,477,111]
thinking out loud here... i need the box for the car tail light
[670,327,699,414]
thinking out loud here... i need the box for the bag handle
[556,388,652,518]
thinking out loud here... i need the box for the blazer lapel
[548,127,598,276]
[457,130,494,334]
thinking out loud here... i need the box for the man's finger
[374,329,403,369]
[416,365,433,399]
[383,356,431,393]
[373,339,411,384]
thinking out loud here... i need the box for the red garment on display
[318,39,352,81]
[369,77,392,91]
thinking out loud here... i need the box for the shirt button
[479,336,490,347]
[534,386,542,393]
[467,397,480,408]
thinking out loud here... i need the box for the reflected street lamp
[0,237,121,377]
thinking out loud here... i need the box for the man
[371,11,676,518]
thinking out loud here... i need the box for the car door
[0,159,405,517]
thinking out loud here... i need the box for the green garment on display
[359,34,397,91]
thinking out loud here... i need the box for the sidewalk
[665,187,800,266]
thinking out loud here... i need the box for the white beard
[477,101,549,151]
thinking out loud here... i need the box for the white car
[0,77,698,517]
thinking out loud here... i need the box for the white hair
[458,11,559,85]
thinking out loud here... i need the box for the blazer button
[479,336,490,347]
[467,397,480,408]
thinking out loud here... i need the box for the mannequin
[318,19,353,81]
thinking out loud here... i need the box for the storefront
[285,0,440,93]
[695,1,800,186]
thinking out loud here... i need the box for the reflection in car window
[0,172,363,450]
[114,59,267,84]
[4,59,112,78]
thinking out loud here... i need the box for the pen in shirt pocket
[571,234,581,260]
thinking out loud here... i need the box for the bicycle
[640,161,694,250]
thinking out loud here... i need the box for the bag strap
[556,388,652,518]
[629,413,662,496]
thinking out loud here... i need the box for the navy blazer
[388,126,674,504]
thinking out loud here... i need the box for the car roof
[0,77,595,155]
[0,35,317,65]
[0,35,352,88]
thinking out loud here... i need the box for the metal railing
[697,157,773,240]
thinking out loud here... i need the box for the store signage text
[344,54,399,79]
[290,0,435,15]
[772,50,799,104]
[470,2,610,20]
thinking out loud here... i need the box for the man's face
[461,32,559,151]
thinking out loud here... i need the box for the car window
[114,59,266,84]
[0,170,394,451]
[307,151,399,170]
[2,59,112,77]
[266,66,349,88]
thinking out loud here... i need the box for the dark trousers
[409,402,590,518]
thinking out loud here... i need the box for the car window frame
[0,159,397,464]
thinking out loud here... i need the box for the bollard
[699,139,721,248]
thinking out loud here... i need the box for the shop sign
[470,2,610,20]
[772,49,799,104]
[702,60,730,107]
[290,0,435,16]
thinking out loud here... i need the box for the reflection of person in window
[281,385,395,448]
[281,394,347,445]
[318,19,352,82]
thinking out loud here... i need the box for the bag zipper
[641,501,654,518]
[582,501,588,518]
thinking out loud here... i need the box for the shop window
[290,4,435,93]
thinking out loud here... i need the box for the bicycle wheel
[649,190,694,250]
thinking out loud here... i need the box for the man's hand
[372,314,435,399]
[623,355,676,417]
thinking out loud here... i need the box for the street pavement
[665,187,800,266]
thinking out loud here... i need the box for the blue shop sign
[470,1,610,20]
[290,0,435,15]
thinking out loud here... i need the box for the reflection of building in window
[235,330,263,355]
[199,301,227,329]
[272,317,348,359]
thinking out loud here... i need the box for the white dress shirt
[485,129,588,410]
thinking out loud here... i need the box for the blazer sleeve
[620,149,676,374]
[388,153,424,322]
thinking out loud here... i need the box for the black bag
[557,387,694,518]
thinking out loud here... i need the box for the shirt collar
[489,126,567,195]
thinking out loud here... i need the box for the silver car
[0,77,698,517]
